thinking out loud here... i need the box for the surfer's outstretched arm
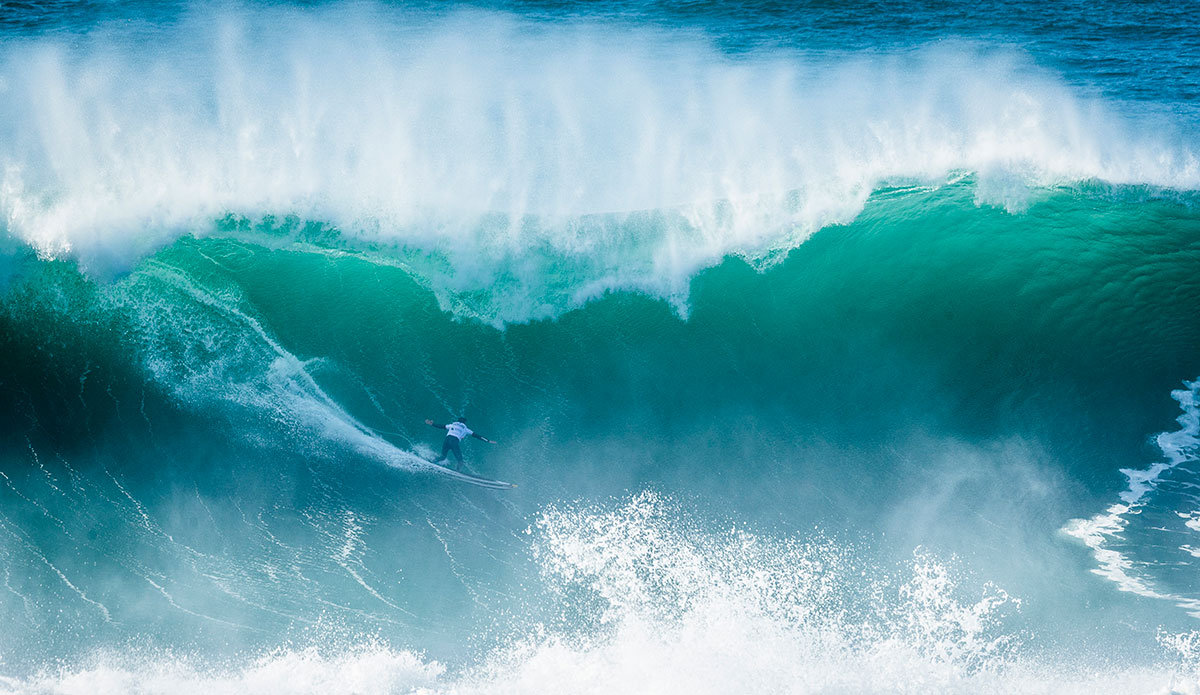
[425,419,446,429]
[471,432,497,444]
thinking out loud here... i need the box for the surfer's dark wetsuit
[439,433,463,465]
[426,417,495,471]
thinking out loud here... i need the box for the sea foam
[1,6,1197,322]
[1,493,1193,694]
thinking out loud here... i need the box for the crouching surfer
[424,417,496,472]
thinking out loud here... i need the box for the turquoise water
[2,2,1200,692]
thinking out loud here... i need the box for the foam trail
[0,514,112,622]
[121,260,459,481]
[1,7,1198,321]
[1064,379,1200,616]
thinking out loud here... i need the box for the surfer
[424,417,495,471]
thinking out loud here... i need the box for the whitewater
[3,6,1197,321]
[2,1,1200,693]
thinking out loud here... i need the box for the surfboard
[422,460,516,489]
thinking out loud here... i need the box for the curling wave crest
[1,7,1198,322]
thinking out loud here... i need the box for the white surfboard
[420,459,516,489]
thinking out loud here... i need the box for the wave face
[3,1,1200,692]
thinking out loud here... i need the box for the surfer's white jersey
[446,422,473,440]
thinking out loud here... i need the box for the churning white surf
[1,5,1198,321]
[3,493,1199,695]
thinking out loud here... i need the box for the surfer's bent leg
[441,436,463,469]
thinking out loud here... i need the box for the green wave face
[3,181,1200,671]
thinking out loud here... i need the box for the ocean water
[2,1,1200,692]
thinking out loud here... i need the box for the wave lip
[2,8,1198,316]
